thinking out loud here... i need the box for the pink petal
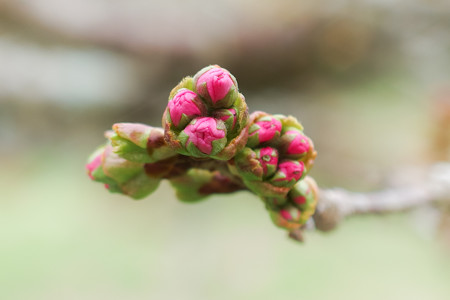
[258,147,278,174]
[280,209,292,221]
[168,90,201,126]
[276,161,304,182]
[293,195,306,205]
[286,130,310,155]
[86,154,102,180]
[197,68,234,103]
[254,118,282,143]
[184,117,226,154]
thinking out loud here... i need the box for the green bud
[233,147,264,181]
[268,206,303,231]
[86,145,161,200]
[287,176,319,224]
[168,76,195,99]
[111,123,177,163]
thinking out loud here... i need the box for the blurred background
[1,0,450,299]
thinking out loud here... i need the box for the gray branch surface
[313,163,450,232]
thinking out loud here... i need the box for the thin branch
[313,163,450,232]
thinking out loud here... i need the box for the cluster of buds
[86,65,318,240]
[163,65,249,160]
[228,111,317,230]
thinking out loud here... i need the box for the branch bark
[312,163,450,232]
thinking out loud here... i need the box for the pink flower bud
[269,206,302,230]
[247,116,282,147]
[279,209,300,221]
[287,177,319,224]
[197,68,233,102]
[271,160,305,187]
[255,147,278,179]
[168,89,205,128]
[180,117,227,156]
[195,66,238,107]
[212,108,237,132]
[293,194,307,205]
[279,130,311,158]
[86,152,102,180]
[288,179,314,207]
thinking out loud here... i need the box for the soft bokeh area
[1,1,450,299]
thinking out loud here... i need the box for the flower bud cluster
[230,111,317,230]
[87,122,242,201]
[163,65,249,160]
[86,65,319,238]
[269,177,318,230]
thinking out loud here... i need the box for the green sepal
[119,171,161,200]
[243,180,290,200]
[288,179,315,210]
[233,147,263,181]
[230,93,249,136]
[110,133,151,163]
[168,76,195,99]
[90,160,121,193]
[102,146,161,199]
[112,123,177,163]
[263,195,288,208]
[279,115,303,134]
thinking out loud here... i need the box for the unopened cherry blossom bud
[288,177,319,224]
[86,144,161,199]
[255,147,279,179]
[278,130,311,159]
[86,146,105,181]
[178,117,227,157]
[232,147,291,201]
[212,108,238,132]
[269,205,303,230]
[167,89,206,129]
[110,123,176,163]
[247,114,282,148]
[86,64,321,241]
[164,66,249,160]
[232,147,264,181]
[270,160,305,188]
[194,65,238,108]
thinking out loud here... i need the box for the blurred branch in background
[313,163,450,233]
[303,85,450,242]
